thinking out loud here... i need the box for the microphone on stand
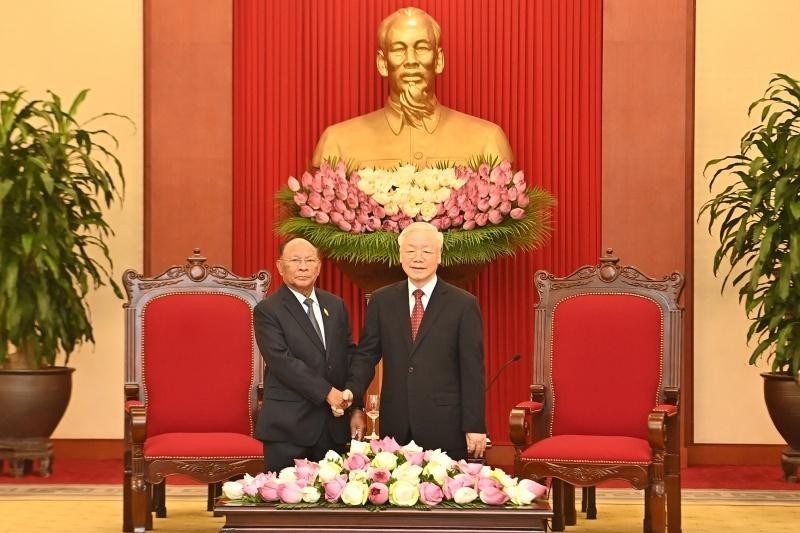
[485,353,521,392]
[469,353,521,465]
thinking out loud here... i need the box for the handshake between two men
[326,387,354,417]
[326,387,366,441]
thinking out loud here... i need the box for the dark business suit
[348,278,486,459]
[253,284,355,471]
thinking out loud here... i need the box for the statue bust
[311,7,513,170]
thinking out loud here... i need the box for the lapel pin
[323,308,329,317]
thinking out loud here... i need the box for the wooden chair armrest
[125,402,147,444]
[653,404,678,417]
[509,401,544,448]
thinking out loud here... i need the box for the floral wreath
[276,156,554,266]
[220,437,546,509]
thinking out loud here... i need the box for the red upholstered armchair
[510,250,684,533]
[122,250,270,532]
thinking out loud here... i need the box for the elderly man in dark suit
[347,222,487,460]
[253,237,358,472]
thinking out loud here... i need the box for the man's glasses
[282,258,320,267]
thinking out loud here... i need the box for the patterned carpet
[0,484,798,532]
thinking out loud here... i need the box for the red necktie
[411,289,424,341]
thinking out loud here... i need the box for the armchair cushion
[143,293,255,437]
[520,434,652,464]
[143,432,263,458]
[550,294,663,439]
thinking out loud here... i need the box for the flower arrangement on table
[276,157,553,266]
[220,437,546,509]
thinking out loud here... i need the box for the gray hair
[398,221,443,250]
[377,7,442,51]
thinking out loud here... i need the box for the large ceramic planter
[0,367,75,476]
[762,372,800,482]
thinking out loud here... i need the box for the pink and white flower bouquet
[220,437,546,509]
[277,158,553,266]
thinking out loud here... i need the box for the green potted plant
[699,73,800,481]
[0,89,127,475]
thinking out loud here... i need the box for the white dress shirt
[407,277,438,315]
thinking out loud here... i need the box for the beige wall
[0,1,143,438]
[694,0,799,443]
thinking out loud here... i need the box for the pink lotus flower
[367,217,381,231]
[277,482,303,504]
[307,192,322,210]
[343,209,356,222]
[370,436,400,454]
[477,476,501,492]
[479,485,510,505]
[517,193,530,207]
[258,478,281,502]
[322,188,335,201]
[453,473,476,489]
[293,459,319,485]
[346,193,359,209]
[488,209,503,225]
[367,482,389,505]
[418,482,444,505]
[443,475,466,500]
[311,174,323,193]
[512,170,525,184]
[488,192,502,208]
[337,219,352,232]
[330,212,343,224]
[462,220,476,230]
[293,192,308,206]
[519,478,548,499]
[507,187,519,201]
[382,220,398,232]
[301,172,313,188]
[370,467,391,484]
[320,199,333,213]
[324,474,348,502]
[299,205,315,218]
[475,213,489,226]
[499,201,512,214]
[242,480,259,497]
[336,183,348,200]
[452,215,464,227]
[345,453,370,471]
[477,198,490,212]
[333,199,347,213]
[402,450,425,466]
[456,460,484,476]
[288,176,301,192]
[315,212,330,224]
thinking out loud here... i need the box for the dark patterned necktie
[410,289,424,341]
[304,298,324,344]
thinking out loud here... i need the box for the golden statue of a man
[311,7,513,170]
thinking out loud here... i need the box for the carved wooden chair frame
[122,250,270,532]
[510,249,684,533]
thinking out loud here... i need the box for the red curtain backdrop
[233,0,602,445]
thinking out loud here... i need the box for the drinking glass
[365,394,380,440]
